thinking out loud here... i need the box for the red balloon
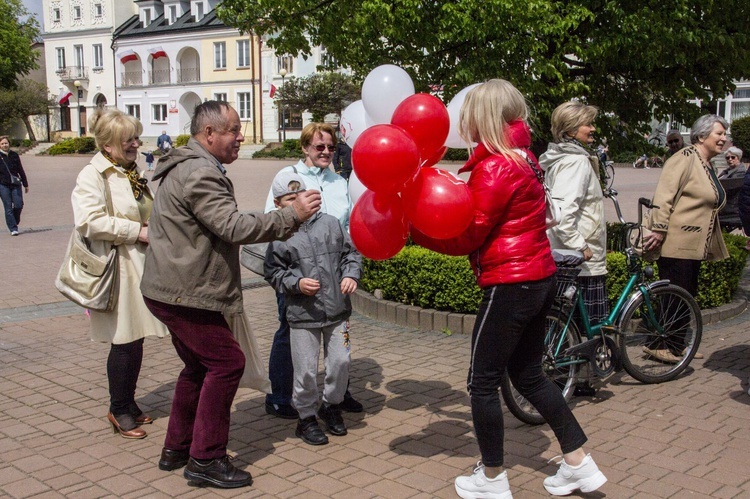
[421,146,447,168]
[351,124,420,193]
[402,168,474,239]
[350,190,408,260]
[391,93,450,162]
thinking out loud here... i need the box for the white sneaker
[454,462,512,499]
[10,230,18,236]
[544,454,606,496]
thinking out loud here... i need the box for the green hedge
[46,137,97,155]
[362,233,749,314]
[253,139,304,159]
[174,134,190,147]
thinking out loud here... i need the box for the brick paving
[0,156,749,498]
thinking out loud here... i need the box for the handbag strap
[513,148,545,184]
[1,153,15,179]
[99,170,116,251]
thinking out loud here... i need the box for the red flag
[269,83,277,98]
[57,88,73,105]
[119,50,138,63]
[148,46,167,59]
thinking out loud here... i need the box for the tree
[730,116,750,158]
[0,0,40,89]
[276,72,360,122]
[0,81,53,141]
[217,0,750,144]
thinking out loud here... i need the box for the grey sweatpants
[290,320,351,419]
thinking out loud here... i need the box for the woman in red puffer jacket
[413,79,606,498]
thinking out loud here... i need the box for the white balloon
[444,83,482,149]
[348,170,368,204]
[362,65,415,125]
[339,100,374,147]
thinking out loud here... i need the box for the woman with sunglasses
[718,147,746,179]
[261,123,360,422]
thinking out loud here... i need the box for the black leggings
[468,277,587,467]
[107,338,144,416]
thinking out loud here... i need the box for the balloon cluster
[342,65,479,260]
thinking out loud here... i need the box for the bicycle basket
[555,267,581,299]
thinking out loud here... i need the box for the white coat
[539,142,607,277]
[71,152,168,344]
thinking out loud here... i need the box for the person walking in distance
[141,101,321,489]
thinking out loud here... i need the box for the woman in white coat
[71,109,168,439]
[539,101,608,324]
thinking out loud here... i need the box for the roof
[113,9,229,39]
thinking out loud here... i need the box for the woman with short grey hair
[719,146,745,179]
[642,114,729,363]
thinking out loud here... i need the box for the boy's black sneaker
[295,416,329,445]
[317,403,347,436]
[265,402,299,419]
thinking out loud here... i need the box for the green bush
[47,137,97,155]
[443,148,469,161]
[361,233,749,313]
[174,134,190,147]
[253,139,304,159]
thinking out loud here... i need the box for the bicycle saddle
[552,249,585,267]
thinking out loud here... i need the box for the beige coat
[650,146,729,261]
[71,152,169,344]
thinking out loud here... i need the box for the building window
[279,108,303,129]
[53,8,61,22]
[126,104,141,120]
[168,5,177,24]
[94,3,103,17]
[93,44,103,68]
[143,9,152,27]
[214,93,227,102]
[214,42,226,70]
[60,104,71,130]
[152,104,167,123]
[277,55,293,74]
[237,40,250,68]
[321,50,339,70]
[195,2,204,22]
[74,45,84,69]
[237,92,251,120]
[56,48,66,70]
[73,5,82,20]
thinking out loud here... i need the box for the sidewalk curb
[352,269,750,335]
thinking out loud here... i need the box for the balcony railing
[177,67,200,83]
[56,66,88,82]
[121,71,143,87]
[149,69,171,85]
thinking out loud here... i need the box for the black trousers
[655,257,701,353]
[468,276,587,467]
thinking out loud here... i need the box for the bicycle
[500,190,702,425]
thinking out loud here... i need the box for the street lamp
[279,68,287,142]
[73,80,82,137]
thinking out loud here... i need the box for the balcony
[177,67,200,83]
[149,69,171,85]
[56,66,89,82]
[121,71,143,87]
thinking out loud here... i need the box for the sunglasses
[311,144,335,152]
[726,155,738,160]
[667,139,681,145]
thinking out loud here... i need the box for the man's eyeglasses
[726,155,738,160]
[312,144,335,152]
[667,139,681,145]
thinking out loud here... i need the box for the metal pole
[281,73,286,142]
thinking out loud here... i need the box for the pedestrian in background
[0,135,29,236]
[141,150,155,171]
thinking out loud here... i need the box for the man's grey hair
[690,114,729,145]
[190,100,232,136]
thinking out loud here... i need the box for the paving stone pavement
[0,156,749,498]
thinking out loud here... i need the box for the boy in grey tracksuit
[264,172,362,446]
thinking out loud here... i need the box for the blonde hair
[458,79,529,159]
[550,101,598,143]
[88,108,142,159]
[299,122,337,149]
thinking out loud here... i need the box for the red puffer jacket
[411,121,556,288]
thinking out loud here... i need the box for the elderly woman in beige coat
[71,109,168,439]
[643,114,729,363]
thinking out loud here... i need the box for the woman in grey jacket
[539,101,608,324]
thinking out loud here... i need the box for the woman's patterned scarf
[102,150,148,200]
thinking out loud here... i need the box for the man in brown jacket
[141,101,320,489]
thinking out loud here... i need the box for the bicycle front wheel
[619,284,702,383]
[500,310,581,425]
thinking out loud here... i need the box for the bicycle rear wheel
[500,309,581,425]
[619,284,702,383]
